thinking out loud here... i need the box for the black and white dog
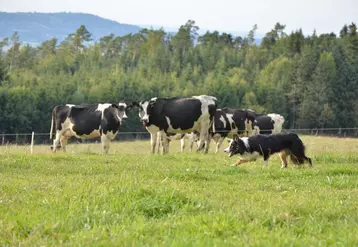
[224,132,312,168]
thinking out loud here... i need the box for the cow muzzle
[141,118,149,126]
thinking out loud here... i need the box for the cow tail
[49,109,54,140]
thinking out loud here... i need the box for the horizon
[1,0,357,36]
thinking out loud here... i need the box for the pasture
[0,136,357,246]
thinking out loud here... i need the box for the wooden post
[1,132,4,145]
[16,133,19,144]
[30,132,35,154]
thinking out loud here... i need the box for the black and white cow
[186,109,285,153]
[249,112,285,135]
[49,103,130,153]
[210,108,257,153]
[133,95,217,154]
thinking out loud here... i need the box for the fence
[1,128,358,146]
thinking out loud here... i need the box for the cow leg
[101,134,110,154]
[180,135,185,153]
[150,132,158,154]
[161,131,170,154]
[52,131,63,153]
[188,133,195,152]
[204,134,212,154]
[215,137,226,154]
[197,121,212,153]
[156,132,162,154]
[60,136,69,152]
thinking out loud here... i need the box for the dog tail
[289,134,312,166]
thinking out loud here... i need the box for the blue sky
[1,0,357,35]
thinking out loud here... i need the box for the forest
[0,20,358,134]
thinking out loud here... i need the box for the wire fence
[1,128,358,146]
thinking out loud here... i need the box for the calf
[50,103,129,153]
[133,95,217,154]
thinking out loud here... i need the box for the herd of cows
[49,94,314,168]
[49,95,284,153]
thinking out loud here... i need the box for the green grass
[0,136,357,246]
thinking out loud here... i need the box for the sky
[1,0,357,36]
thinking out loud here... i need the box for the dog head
[224,136,247,157]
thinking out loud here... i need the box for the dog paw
[230,163,237,167]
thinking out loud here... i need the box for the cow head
[137,98,163,126]
[112,103,128,125]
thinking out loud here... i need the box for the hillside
[0,12,141,45]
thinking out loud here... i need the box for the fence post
[16,133,19,144]
[1,132,4,145]
[30,132,35,154]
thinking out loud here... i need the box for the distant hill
[0,12,262,46]
[0,12,142,45]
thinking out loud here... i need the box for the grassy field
[0,136,357,246]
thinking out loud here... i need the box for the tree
[298,51,336,128]
[72,25,92,52]
[6,32,21,71]
[0,57,9,85]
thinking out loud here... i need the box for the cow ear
[125,103,133,109]
[111,104,119,109]
[131,101,139,108]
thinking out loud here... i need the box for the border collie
[224,132,312,168]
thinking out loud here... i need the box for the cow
[49,103,130,153]
[210,108,257,153]
[249,113,285,135]
[133,95,217,154]
[186,109,285,153]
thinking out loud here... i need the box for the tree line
[0,20,358,134]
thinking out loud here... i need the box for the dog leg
[279,151,288,168]
[263,154,270,168]
[231,158,248,167]
[263,160,269,168]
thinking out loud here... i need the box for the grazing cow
[49,103,130,153]
[133,95,217,154]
